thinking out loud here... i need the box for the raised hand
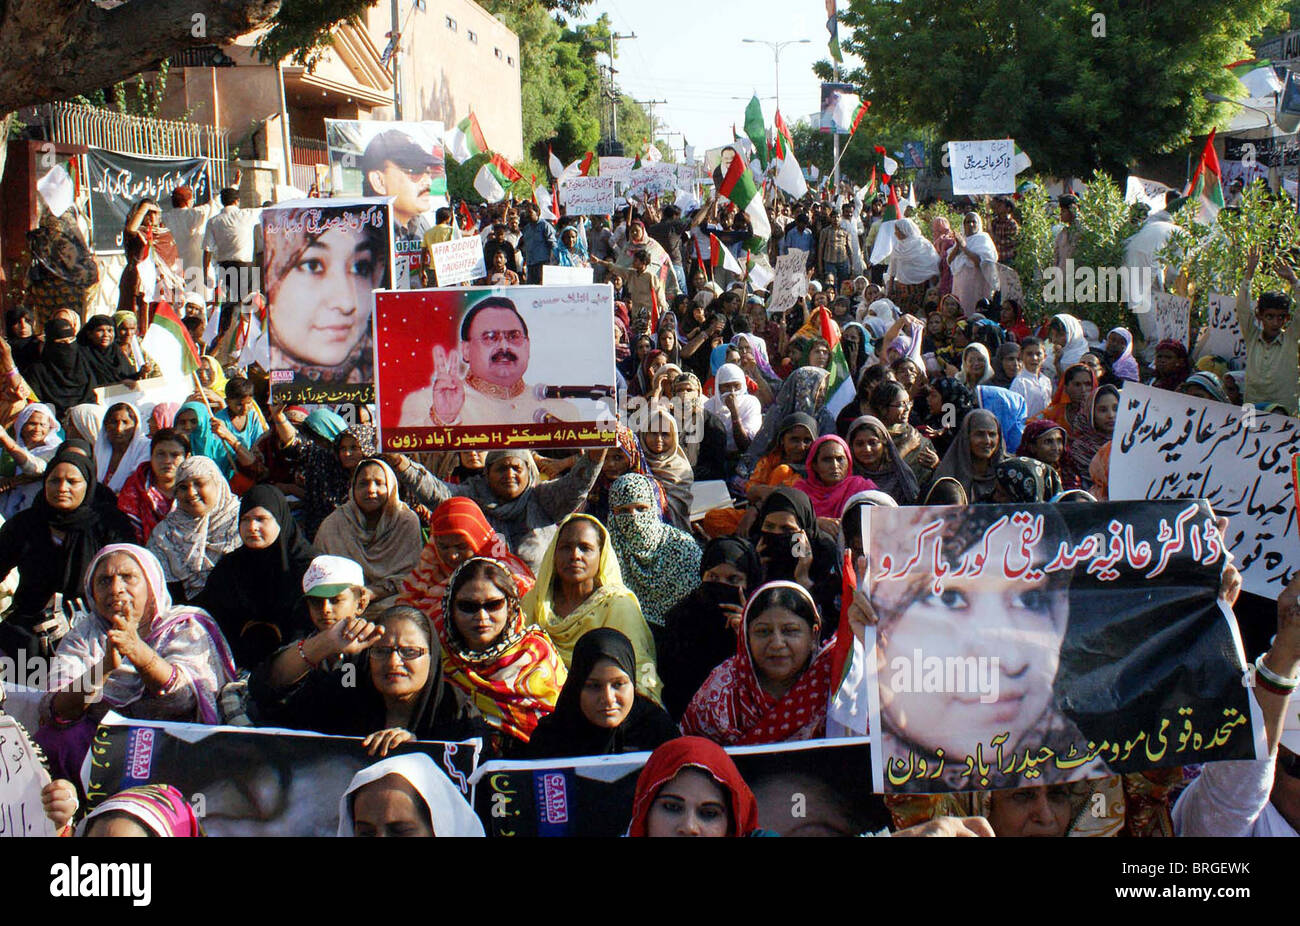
[429,345,469,425]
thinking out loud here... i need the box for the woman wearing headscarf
[955,342,994,389]
[525,627,678,758]
[555,223,591,268]
[1103,327,1139,382]
[705,363,762,456]
[113,311,154,378]
[80,784,205,837]
[930,407,1007,503]
[659,536,763,720]
[748,487,842,626]
[654,313,682,367]
[91,403,152,494]
[1037,362,1097,435]
[638,407,695,529]
[918,377,975,459]
[398,496,533,636]
[737,366,834,488]
[0,402,62,517]
[115,427,188,544]
[269,409,377,540]
[521,510,660,688]
[586,424,667,525]
[846,415,921,505]
[338,752,485,837]
[626,736,764,837]
[606,474,701,633]
[993,457,1064,503]
[1065,384,1120,486]
[989,342,1022,388]
[869,381,940,487]
[731,331,781,390]
[975,383,1028,454]
[36,543,237,779]
[670,372,730,482]
[948,212,999,315]
[147,455,242,601]
[316,457,424,610]
[77,314,144,387]
[387,446,606,575]
[24,318,96,417]
[930,216,957,296]
[0,448,135,656]
[6,306,42,372]
[439,556,567,746]
[999,300,1032,342]
[192,484,316,669]
[1048,313,1089,372]
[838,321,873,383]
[1148,339,1191,391]
[682,581,839,746]
[792,434,878,521]
[885,218,941,314]
[1019,418,1081,491]
[1178,370,1229,403]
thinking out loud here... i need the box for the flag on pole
[709,233,743,276]
[744,95,769,169]
[1012,142,1032,174]
[873,144,898,177]
[1184,128,1225,223]
[713,147,772,251]
[548,145,564,180]
[560,151,595,182]
[774,147,808,198]
[445,113,488,164]
[458,201,477,234]
[773,110,795,161]
[474,153,520,203]
[826,0,843,64]
[1227,58,1284,97]
[868,184,905,266]
[140,301,201,378]
[848,100,871,138]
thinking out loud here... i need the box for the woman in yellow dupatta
[521,513,662,703]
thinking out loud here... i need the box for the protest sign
[85,148,210,253]
[948,139,1016,195]
[94,375,196,425]
[769,250,810,314]
[625,164,678,199]
[819,82,858,134]
[263,198,393,405]
[325,119,448,289]
[1202,292,1246,363]
[559,176,615,215]
[1149,292,1191,347]
[0,715,56,837]
[470,738,885,837]
[374,285,618,452]
[541,264,594,285]
[1125,175,1174,210]
[996,263,1023,305]
[85,714,480,837]
[689,479,733,521]
[1109,382,1299,599]
[598,156,635,182]
[429,234,486,286]
[863,499,1260,794]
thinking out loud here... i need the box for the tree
[829,0,1290,177]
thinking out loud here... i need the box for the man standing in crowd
[989,196,1020,263]
[818,208,854,284]
[520,202,557,284]
[203,187,261,339]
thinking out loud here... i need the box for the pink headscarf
[792,435,878,519]
[150,402,181,432]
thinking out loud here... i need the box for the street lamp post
[741,38,810,116]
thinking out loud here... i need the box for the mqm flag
[713,147,771,251]
[548,145,564,180]
[458,201,477,234]
[774,146,808,198]
[1227,58,1284,98]
[796,306,852,405]
[874,144,898,177]
[473,153,520,203]
[848,100,870,138]
[560,151,595,182]
[868,184,905,266]
[445,112,488,164]
[1184,128,1225,223]
[709,232,743,277]
[140,301,200,378]
[826,0,843,64]
[773,110,795,161]
[744,95,769,169]
[1012,142,1032,174]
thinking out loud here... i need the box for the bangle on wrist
[298,638,320,670]
[1254,653,1298,692]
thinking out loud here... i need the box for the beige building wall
[363,0,523,161]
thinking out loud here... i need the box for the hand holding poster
[375,285,618,452]
[864,499,1261,794]
[1150,292,1191,347]
[559,176,615,215]
[429,235,486,286]
[0,716,56,837]
[948,139,1016,195]
[1109,382,1299,598]
[1203,292,1246,363]
[263,198,394,404]
[769,250,810,315]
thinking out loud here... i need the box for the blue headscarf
[303,407,348,443]
[178,401,231,473]
[975,384,1027,454]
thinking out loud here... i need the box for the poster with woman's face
[863,499,1263,794]
[263,199,393,404]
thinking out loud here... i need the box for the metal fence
[38,101,231,189]
[290,134,328,192]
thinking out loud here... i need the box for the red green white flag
[713,147,771,251]
[445,113,488,164]
[140,301,200,378]
[1184,128,1224,223]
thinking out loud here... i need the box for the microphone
[533,384,616,400]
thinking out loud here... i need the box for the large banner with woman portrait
[373,285,619,452]
[862,499,1264,794]
[263,199,394,404]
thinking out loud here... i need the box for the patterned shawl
[607,473,701,626]
[145,455,242,599]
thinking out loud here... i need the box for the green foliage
[1008,183,1056,321]
[830,0,1288,177]
[73,60,172,119]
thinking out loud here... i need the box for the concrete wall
[364,0,523,160]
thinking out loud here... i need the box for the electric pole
[607,31,636,151]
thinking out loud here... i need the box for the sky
[585,0,857,157]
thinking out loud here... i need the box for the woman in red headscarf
[397,497,534,633]
[626,736,762,837]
